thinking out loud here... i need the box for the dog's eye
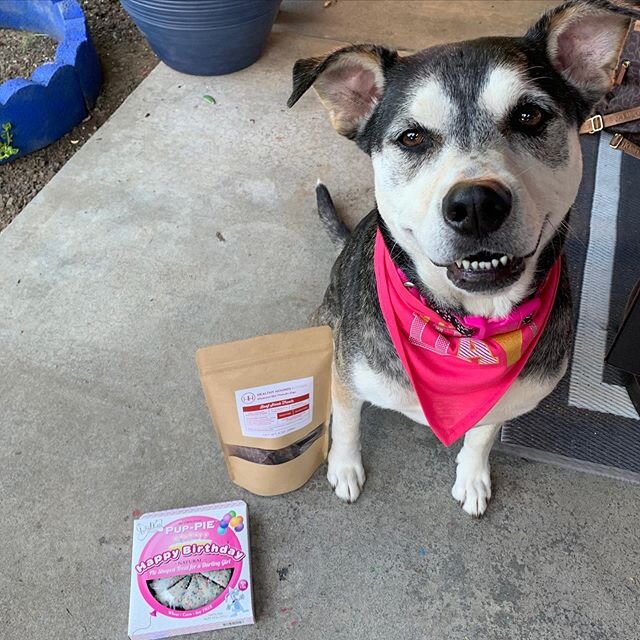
[398,129,425,148]
[512,104,545,131]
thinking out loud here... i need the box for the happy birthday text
[135,542,245,575]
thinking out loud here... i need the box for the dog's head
[288,0,632,316]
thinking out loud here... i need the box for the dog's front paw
[451,455,492,517]
[327,449,365,503]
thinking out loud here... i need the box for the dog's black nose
[442,181,512,237]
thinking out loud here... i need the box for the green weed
[0,123,19,161]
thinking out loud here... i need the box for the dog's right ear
[287,44,399,139]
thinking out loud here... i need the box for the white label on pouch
[235,377,314,438]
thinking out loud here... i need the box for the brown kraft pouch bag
[196,326,333,496]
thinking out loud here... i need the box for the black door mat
[500,133,640,481]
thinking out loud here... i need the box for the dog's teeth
[462,260,470,269]
[471,261,479,270]
[492,258,499,268]
[455,260,462,268]
[500,255,508,265]
[479,261,489,270]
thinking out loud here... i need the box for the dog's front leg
[327,364,365,503]
[451,423,501,517]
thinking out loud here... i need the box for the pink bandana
[374,229,561,446]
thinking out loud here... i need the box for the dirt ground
[0,0,158,231]
[0,29,58,82]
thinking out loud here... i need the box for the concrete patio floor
[1,2,638,639]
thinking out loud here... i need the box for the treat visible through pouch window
[196,327,333,496]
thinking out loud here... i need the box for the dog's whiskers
[545,214,589,251]
[511,164,537,180]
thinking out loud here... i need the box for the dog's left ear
[287,44,399,139]
[527,0,634,104]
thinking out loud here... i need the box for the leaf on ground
[202,95,216,105]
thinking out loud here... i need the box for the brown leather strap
[614,59,631,85]
[610,133,640,160]
[580,106,640,134]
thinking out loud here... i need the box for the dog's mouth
[443,216,550,292]
[446,251,526,292]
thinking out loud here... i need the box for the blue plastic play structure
[0,0,102,163]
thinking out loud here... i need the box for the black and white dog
[287,0,635,515]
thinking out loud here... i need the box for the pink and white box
[128,501,254,639]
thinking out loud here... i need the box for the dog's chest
[352,357,566,428]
